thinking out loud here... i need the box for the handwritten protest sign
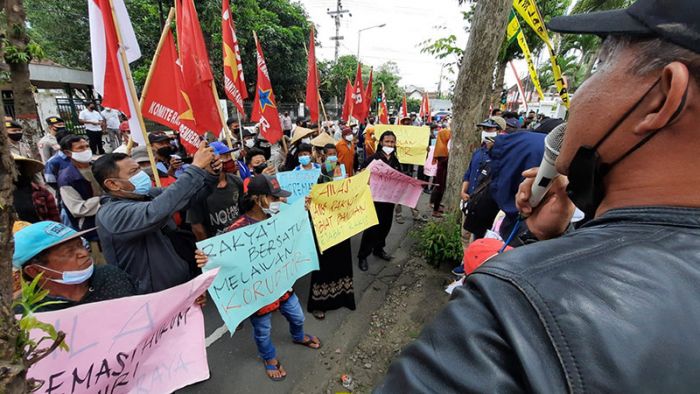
[374,124,430,166]
[309,170,378,252]
[198,200,319,333]
[424,146,437,177]
[276,168,321,204]
[27,269,218,394]
[368,160,428,209]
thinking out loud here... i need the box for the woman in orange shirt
[431,127,451,217]
[335,127,356,176]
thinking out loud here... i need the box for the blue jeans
[249,293,305,361]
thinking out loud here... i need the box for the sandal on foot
[294,334,322,349]
[312,310,326,320]
[262,359,286,381]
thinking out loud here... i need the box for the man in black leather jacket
[376,1,700,392]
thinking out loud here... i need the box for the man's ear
[102,178,121,193]
[635,62,689,135]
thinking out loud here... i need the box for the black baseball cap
[5,120,22,130]
[45,116,64,126]
[247,174,291,198]
[148,132,170,144]
[548,0,700,54]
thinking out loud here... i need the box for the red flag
[140,28,201,154]
[305,27,320,124]
[222,0,247,115]
[378,84,389,124]
[362,67,373,123]
[88,0,146,144]
[400,94,408,119]
[176,0,223,135]
[251,32,283,144]
[419,93,432,123]
[351,63,365,121]
[341,79,354,123]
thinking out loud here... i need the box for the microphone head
[544,122,567,163]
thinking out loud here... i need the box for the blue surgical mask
[129,170,152,195]
[40,263,95,285]
[327,155,338,163]
[299,156,312,166]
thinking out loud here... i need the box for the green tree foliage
[319,55,403,109]
[24,0,312,103]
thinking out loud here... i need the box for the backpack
[462,161,500,238]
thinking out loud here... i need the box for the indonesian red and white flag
[88,0,144,144]
[222,0,247,115]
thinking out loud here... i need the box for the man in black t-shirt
[188,142,244,240]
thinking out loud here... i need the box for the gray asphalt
[178,201,423,394]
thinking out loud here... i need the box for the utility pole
[327,0,351,62]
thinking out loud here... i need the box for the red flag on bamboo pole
[222,0,247,115]
[419,93,432,123]
[305,26,320,124]
[400,94,408,118]
[176,0,223,135]
[251,32,283,144]
[362,67,373,123]
[377,83,389,124]
[351,63,365,121]
[341,79,354,123]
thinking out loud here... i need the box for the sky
[297,0,474,93]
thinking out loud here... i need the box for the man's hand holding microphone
[516,123,576,241]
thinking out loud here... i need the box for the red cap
[463,238,512,274]
[119,121,130,132]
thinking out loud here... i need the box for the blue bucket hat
[13,221,92,268]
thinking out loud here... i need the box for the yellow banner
[513,1,570,108]
[506,11,520,43]
[373,125,431,166]
[309,170,378,252]
[516,30,545,101]
[513,0,552,47]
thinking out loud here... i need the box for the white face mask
[382,146,395,155]
[245,139,255,148]
[71,150,93,163]
[301,137,311,144]
[344,135,353,142]
[39,263,95,285]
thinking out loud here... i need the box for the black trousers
[358,202,395,258]
[86,130,105,154]
[430,157,449,211]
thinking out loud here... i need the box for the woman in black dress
[307,144,356,319]
[357,131,401,271]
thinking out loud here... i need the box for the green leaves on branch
[3,39,44,64]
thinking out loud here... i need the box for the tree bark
[0,15,27,391]
[6,0,42,161]
[444,0,512,214]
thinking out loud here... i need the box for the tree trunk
[490,60,508,113]
[6,0,42,161]
[0,18,27,391]
[444,0,512,214]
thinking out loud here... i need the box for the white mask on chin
[71,150,93,163]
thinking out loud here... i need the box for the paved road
[179,201,425,394]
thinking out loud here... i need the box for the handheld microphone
[528,123,567,208]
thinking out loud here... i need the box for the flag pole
[236,109,244,142]
[303,28,327,125]
[108,0,161,187]
[210,81,237,162]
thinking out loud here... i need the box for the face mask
[40,263,94,285]
[245,139,255,148]
[326,155,338,163]
[299,156,312,166]
[265,201,282,216]
[301,137,311,144]
[567,78,687,218]
[258,141,271,148]
[156,146,175,157]
[222,160,237,173]
[253,162,268,174]
[71,150,93,163]
[8,133,23,142]
[55,127,67,134]
[344,135,353,142]
[129,170,152,195]
[382,146,394,155]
